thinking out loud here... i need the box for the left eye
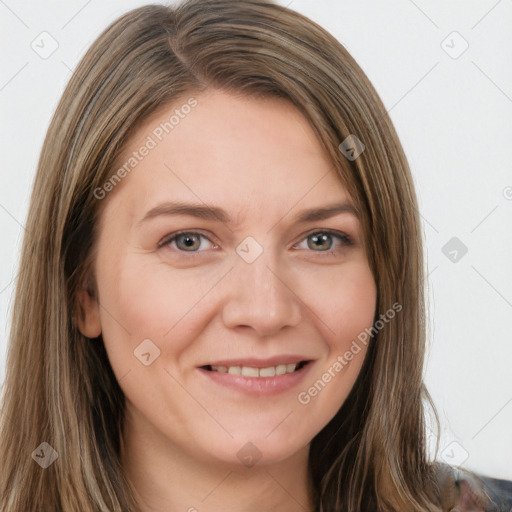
[294,230,352,252]
[159,231,216,252]
[159,230,352,253]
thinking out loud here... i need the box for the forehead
[105,89,354,224]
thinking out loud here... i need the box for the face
[79,89,377,467]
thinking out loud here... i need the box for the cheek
[294,260,376,416]
[333,268,377,348]
[307,259,377,350]
[94,253,225,368]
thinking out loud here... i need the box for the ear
[75,287,102,339]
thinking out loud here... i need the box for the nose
[221,251,302,337]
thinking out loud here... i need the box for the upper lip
[199,355,313,368]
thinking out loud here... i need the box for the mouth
[200,360,311,378]
[197,356,315,395]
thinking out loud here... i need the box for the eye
[294,230,353,253]
[158,231,217,252]
[158,229,352,255]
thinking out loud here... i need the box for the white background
[1,0,511,480]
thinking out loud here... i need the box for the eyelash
[158,229,353,255]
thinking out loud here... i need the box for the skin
[78,89,377,512]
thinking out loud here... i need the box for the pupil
[178,234,199,251]
[309,233,331,251]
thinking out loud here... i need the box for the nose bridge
[221,243,302,335]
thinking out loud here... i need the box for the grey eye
[159,231,215,252]
[307,233,334,251]
[175,233,203,251]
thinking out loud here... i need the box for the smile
[202,361,309,377]
[197,360,314,396]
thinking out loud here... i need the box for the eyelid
[157,230,217,250]
[158,228,353,254]
[292,228,353,250]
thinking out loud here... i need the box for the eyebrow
[138,200,359,226]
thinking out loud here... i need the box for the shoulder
[473,473,512,512]
[434,462,512,512]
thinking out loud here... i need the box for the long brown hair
[0,1,473,510]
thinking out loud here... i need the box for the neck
[121,409,315,512]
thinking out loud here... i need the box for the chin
[198,430,311,469]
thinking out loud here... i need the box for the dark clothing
[436,463,512,511]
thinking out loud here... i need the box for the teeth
[241,366,259,377]
[227,366,241,375]
[259,366,275,377]
[210,363,300,377]
[275,364,287,375]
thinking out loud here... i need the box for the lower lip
[197,363,314,396]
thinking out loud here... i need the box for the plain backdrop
[1,0,511,480]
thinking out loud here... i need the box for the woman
[0,1,510,510]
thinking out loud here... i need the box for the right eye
[158,231,218,253]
